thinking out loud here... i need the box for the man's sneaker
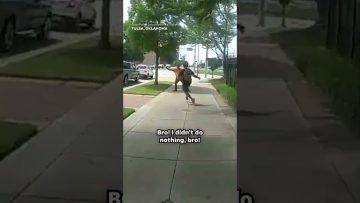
[186,96,188,100]
[191,98,195,104]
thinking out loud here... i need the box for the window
[123,62,131,69]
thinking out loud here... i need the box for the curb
[123,85,175,135]
[0,74,121,198]
[123,85,173,137]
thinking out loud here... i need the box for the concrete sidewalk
[0,75,123,203]
[123,78,237,203]
[237,15,360,203]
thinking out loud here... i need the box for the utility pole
[197,44,200,75]
[205,45,208,78]
[193,43,197,73]
[258,0,265,27]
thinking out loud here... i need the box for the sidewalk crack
[167,104,188,200]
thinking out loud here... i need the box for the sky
[123,0,237,65]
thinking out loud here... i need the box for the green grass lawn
[270,26,360,136]
[0,37,122,83]
[0,121,37,161]
[124,81,172,96]
[123,108,135,119]
[239,2,318,20]
[210,78,236,110]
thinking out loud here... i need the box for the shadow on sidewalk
[191,104,211,107]
[238,55,303,80]
[239,35,271,43]
[174,85,217,95]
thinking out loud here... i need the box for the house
[141,51,166,65]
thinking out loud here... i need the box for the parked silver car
[123,61,140,86]
[51,0,97,31]
[0,0,52,51]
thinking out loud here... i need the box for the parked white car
[137,64,154,79]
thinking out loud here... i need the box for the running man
[179,61,200,104]
[166,64,184,91]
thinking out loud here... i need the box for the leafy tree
[207,58,222,78]
[161,49,178,64]
[179,0,220,24]
[198,62,205,69]
[99,0,111,49]
[126,0,186,84]
[183,15,214,77]
[173,59,187,66]
[123,20,144,62]
[279,0,291,27]
[123,39,144,62]
[208,0,236,79]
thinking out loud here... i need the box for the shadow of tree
[237,55,303,80]
[0,37,60,59]
[52,25,99,34]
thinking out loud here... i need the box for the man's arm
[191,71,200,79]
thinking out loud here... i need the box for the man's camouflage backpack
[183,68,193,83]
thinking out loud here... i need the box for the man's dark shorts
[182,81,191,91]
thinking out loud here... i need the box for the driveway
[0,77,101,130]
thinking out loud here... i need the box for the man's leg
[182,83,193,101]
[174,79,179,91]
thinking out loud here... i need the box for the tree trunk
[258,0,265,27]
[281,4,286,28]
[205,45,209,78]
[223,14,228,84]
[316,0,330,28]
[354,1,360,58]
[155,52,159,85]
[326,0,340,49]
[223,52,227,84]
[99,0,111,49]
[337,0,347,54]
[338,0,354,56]
[348,0,357,57]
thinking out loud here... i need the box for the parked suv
[123,61,140,86]
[137,64,154,79]
[0,0,52,52]
[51,0,97,31]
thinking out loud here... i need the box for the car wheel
[37,17,51,40]
[0,20,15,52]
[123,75,129,86]
[73,14,82,32]
[88,13,96,28]
[87,20,95,28]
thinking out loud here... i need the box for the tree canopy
[125,0,186,84]
[125,0,236,83]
